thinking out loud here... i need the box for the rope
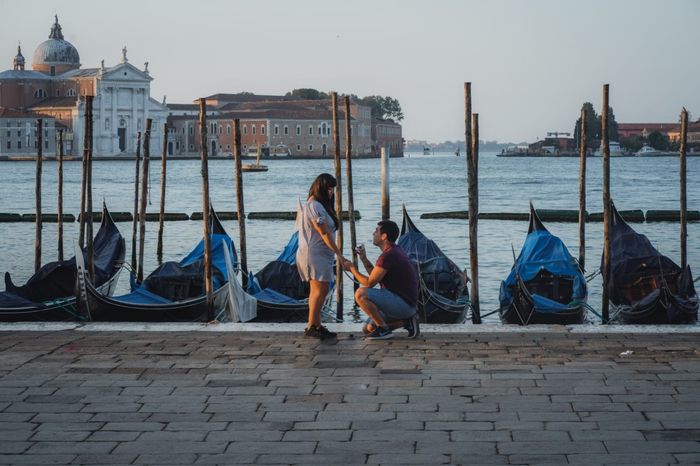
[585,269,601,282]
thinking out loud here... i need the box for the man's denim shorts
[364,288,416,322]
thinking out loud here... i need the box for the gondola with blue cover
[0,203,125,321]
[606,201,698,324]
[499,203,587,325]
[398,206,470,323]
[78,208,237,321]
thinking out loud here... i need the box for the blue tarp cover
[500,229,586,313]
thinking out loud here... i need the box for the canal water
[1,152,698,323]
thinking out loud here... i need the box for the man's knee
[355,287,369,302]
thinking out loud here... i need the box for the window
[227,125,231,135]
[243,125,248,135]
[189,144,194,150]
[33,89,47,99]
[55,90,60,97]
[308,126,313,135]
[318,126,321,136]
[226,144,230,150]
[284,125,289,135]
[243,145,247,152]
[45,140,49,149]
[66,89,76,97]
[252,126,256,135]
[219,126,222,135]
[309,144,313,151]
[189,126,193,135]
[274,125,279,135]
[296,125,301,136]
[105,118,110,131]
[6,141,10,149]
[17,141,22,149]
[261,125,265,135]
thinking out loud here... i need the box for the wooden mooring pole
[198,98,214,321]
[232,118,248,287]
[131,132,142,271]
[57,129,64,261]
[344,96,359,300]
[601,84,611,324]
[332,92,344,321]
[157,124,169,264]
[35,119,43,273]
[137,119,152,283]
[381,146,390,221]
[578,108,587,272]
[78,98,89,250]
[85,95,95,281]
[679,108,688,271]
[465,82,481,323]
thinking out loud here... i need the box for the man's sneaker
[364,326,394,340]
[404,314,420,339]
[305,325,337,340]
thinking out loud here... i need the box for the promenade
[1,323,699,465]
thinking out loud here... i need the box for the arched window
[33,89,47,99]
[105,118,110,131]
[66,89,76,97]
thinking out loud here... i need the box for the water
[1,152,698,323]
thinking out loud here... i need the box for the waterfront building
[167,93,403,157]
[0,16,168,156]
[617,123,678,139]
[0,108,56,156]
[668,120,700,147]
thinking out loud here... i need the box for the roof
[203,93,298,103]
[0,69,52,80]
[168,103,199,111]
[167,108,352,122]
[27,96,78,109]
[617,123,678,132]
[59,68,99,78]
[0,107,55,119]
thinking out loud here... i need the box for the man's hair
[377,220,400,243]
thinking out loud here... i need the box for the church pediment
[102,62,153,82]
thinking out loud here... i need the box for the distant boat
[595,141,627,157]
[423,147,431,155]
[635,145,673,157]
[242,145,268,172]
[455,148,460,156]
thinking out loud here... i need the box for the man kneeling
[342,220,420,340]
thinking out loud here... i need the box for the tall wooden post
[198,98,214,321]
[157,123,169,264]
[85,96,95,281]
[137,119,152,283]
[344,96,359,299]
[679,108,688,271]
[601,84,611,324]
[381,146,390,221]
[35,119,43,273]
[465,83,481,323]
[131,132,142,271]
[232,119,247,286]
[578,108,587,271]
[332,92,344,321]
[78,98,89,250]
[57,129,64,261]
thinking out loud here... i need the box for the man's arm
[343,259,387,288]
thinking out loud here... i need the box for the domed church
[0,16,168,156]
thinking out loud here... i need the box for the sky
[1,0,699,143]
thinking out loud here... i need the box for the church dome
[32,16,80,74]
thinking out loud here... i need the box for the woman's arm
[311,220,342,258]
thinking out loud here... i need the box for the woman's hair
[308,173,339,229]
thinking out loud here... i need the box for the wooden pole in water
[78,98,89,250]
[85,95,95,282]
[57,129,64,261]
[198,99,214,321]
[470,113,481,324]
[601,84,611,324]
[157,123,169,264]
[232,118,248,287]
[679,108,688,271]
[578,108,587,272]
[131,132,142,272]
[137,119,152,283]
[465,82,481,324]
[381,146,390,221]
[332,92,344,321]
[35,119,43,273]
[344,96,359,299]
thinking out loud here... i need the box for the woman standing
[297,173,343,339]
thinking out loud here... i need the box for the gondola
[0,204,125,321]
[241,212,335,322]
[397,206,470,323]
[78,208,237,322]
[606,201,698,324]
[499,203,587,325]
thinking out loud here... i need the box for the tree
[573,102,619,149]
[285,88,328,100]
[357,95,404,121]
[647,130,670,150]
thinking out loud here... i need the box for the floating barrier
[142,212,189,221]
[248,210,361,220]
[589,210,644,223]
[0,213,22,222]
[421,210,585,221]
[191,211,238,221]
[646,210,700,222]
[20,213,76,222]
[78,212,132,222]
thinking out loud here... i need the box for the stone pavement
[1,325,700,465]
